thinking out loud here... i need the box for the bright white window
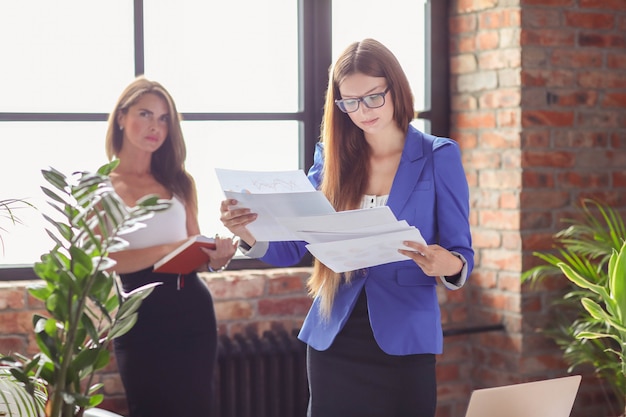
[332,0,428,131]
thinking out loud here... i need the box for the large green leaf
[107,314,139,340]
[559,262,610,299]
[609,241,626,324]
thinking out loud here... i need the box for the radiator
[213,329,309,417]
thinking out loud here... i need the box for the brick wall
[449,0,626,416]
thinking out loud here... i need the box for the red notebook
[153,235,216,274]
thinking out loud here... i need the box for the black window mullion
[134,0,145,76]
[300,0,332,171]
[424,0,449,137]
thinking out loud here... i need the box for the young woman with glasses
[219,38,473,417]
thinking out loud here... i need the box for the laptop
[464,375,582,417]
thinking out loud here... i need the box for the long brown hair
[309,38,415,317]
[104,76,196,210]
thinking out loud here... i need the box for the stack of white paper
[215,169,425,273]
[215,168,336,241]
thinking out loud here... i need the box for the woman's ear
[116,111,125,130]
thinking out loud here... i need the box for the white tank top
[118,195,188,250]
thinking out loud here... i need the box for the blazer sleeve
[432,137,474,283]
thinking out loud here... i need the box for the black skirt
[114,269,217,417]
[306,289,437,417]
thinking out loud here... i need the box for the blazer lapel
[387,128,428,217]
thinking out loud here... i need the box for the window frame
[0,0,447,280]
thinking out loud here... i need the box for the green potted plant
[1,160,169,417]
[560,237,626,415]
[522,198,626,416]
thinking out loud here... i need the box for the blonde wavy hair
[104,76,196,212]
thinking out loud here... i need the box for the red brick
[611,132,626,148]
[564,11,615,29]
[454,112,497,129]
[523,232,558,251]
[499,191,519,210]
[0,336,27,355]
[267,275,306,295]
[479,89,522,109]
[578,32,626,48]
[521,150,575,167]
[496,109,521,127]
[449,14,477,34]
[498,272,522,292]
[0,287,26,309]
[453,33,478,54]
[523,8,563,27]
[521,130,550,147]
[478,49,521,70]
[0,311,36,333]
[522,110,575,127]
[437,362,461,382]
[521,29,576,46]
[521,69,576,87]
[204,275,265,299]
[258,296,311,316]
[553,89,599,106]
[607,52,626,69]
[602,93,626,107]
[550,49,603,68]
[479,170,521,189]
[450,54,477,74]
[466,150,502,168]
[520,353,569,373]
[579,70,626,88]
[552,130,608,147]
[501,231,522,251]
[479,9,521,29]
[520,190,570,209]
[477,31,500,50]
[579,0,626,10]
[478,210,520,230]
[556,171,609,188]
[214,300,254,321]
[522,0,573,5]
[451,94,478,111]
[519,211,553,230]
[471,229,501,248]
[455,0,498,13]
[614,171,626,187]
[522,171,555,188]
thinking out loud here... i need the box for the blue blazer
[259,126,474,355]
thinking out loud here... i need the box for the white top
[118,195,188,250]
[361,194,389,209]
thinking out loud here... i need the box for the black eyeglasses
[335,87,390,113]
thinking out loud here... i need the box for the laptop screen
[464,375,582,417]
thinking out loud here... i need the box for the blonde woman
[106,76,236,417]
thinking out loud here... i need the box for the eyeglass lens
[336,90,388,113]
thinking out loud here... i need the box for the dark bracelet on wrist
[239,240,252,251]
